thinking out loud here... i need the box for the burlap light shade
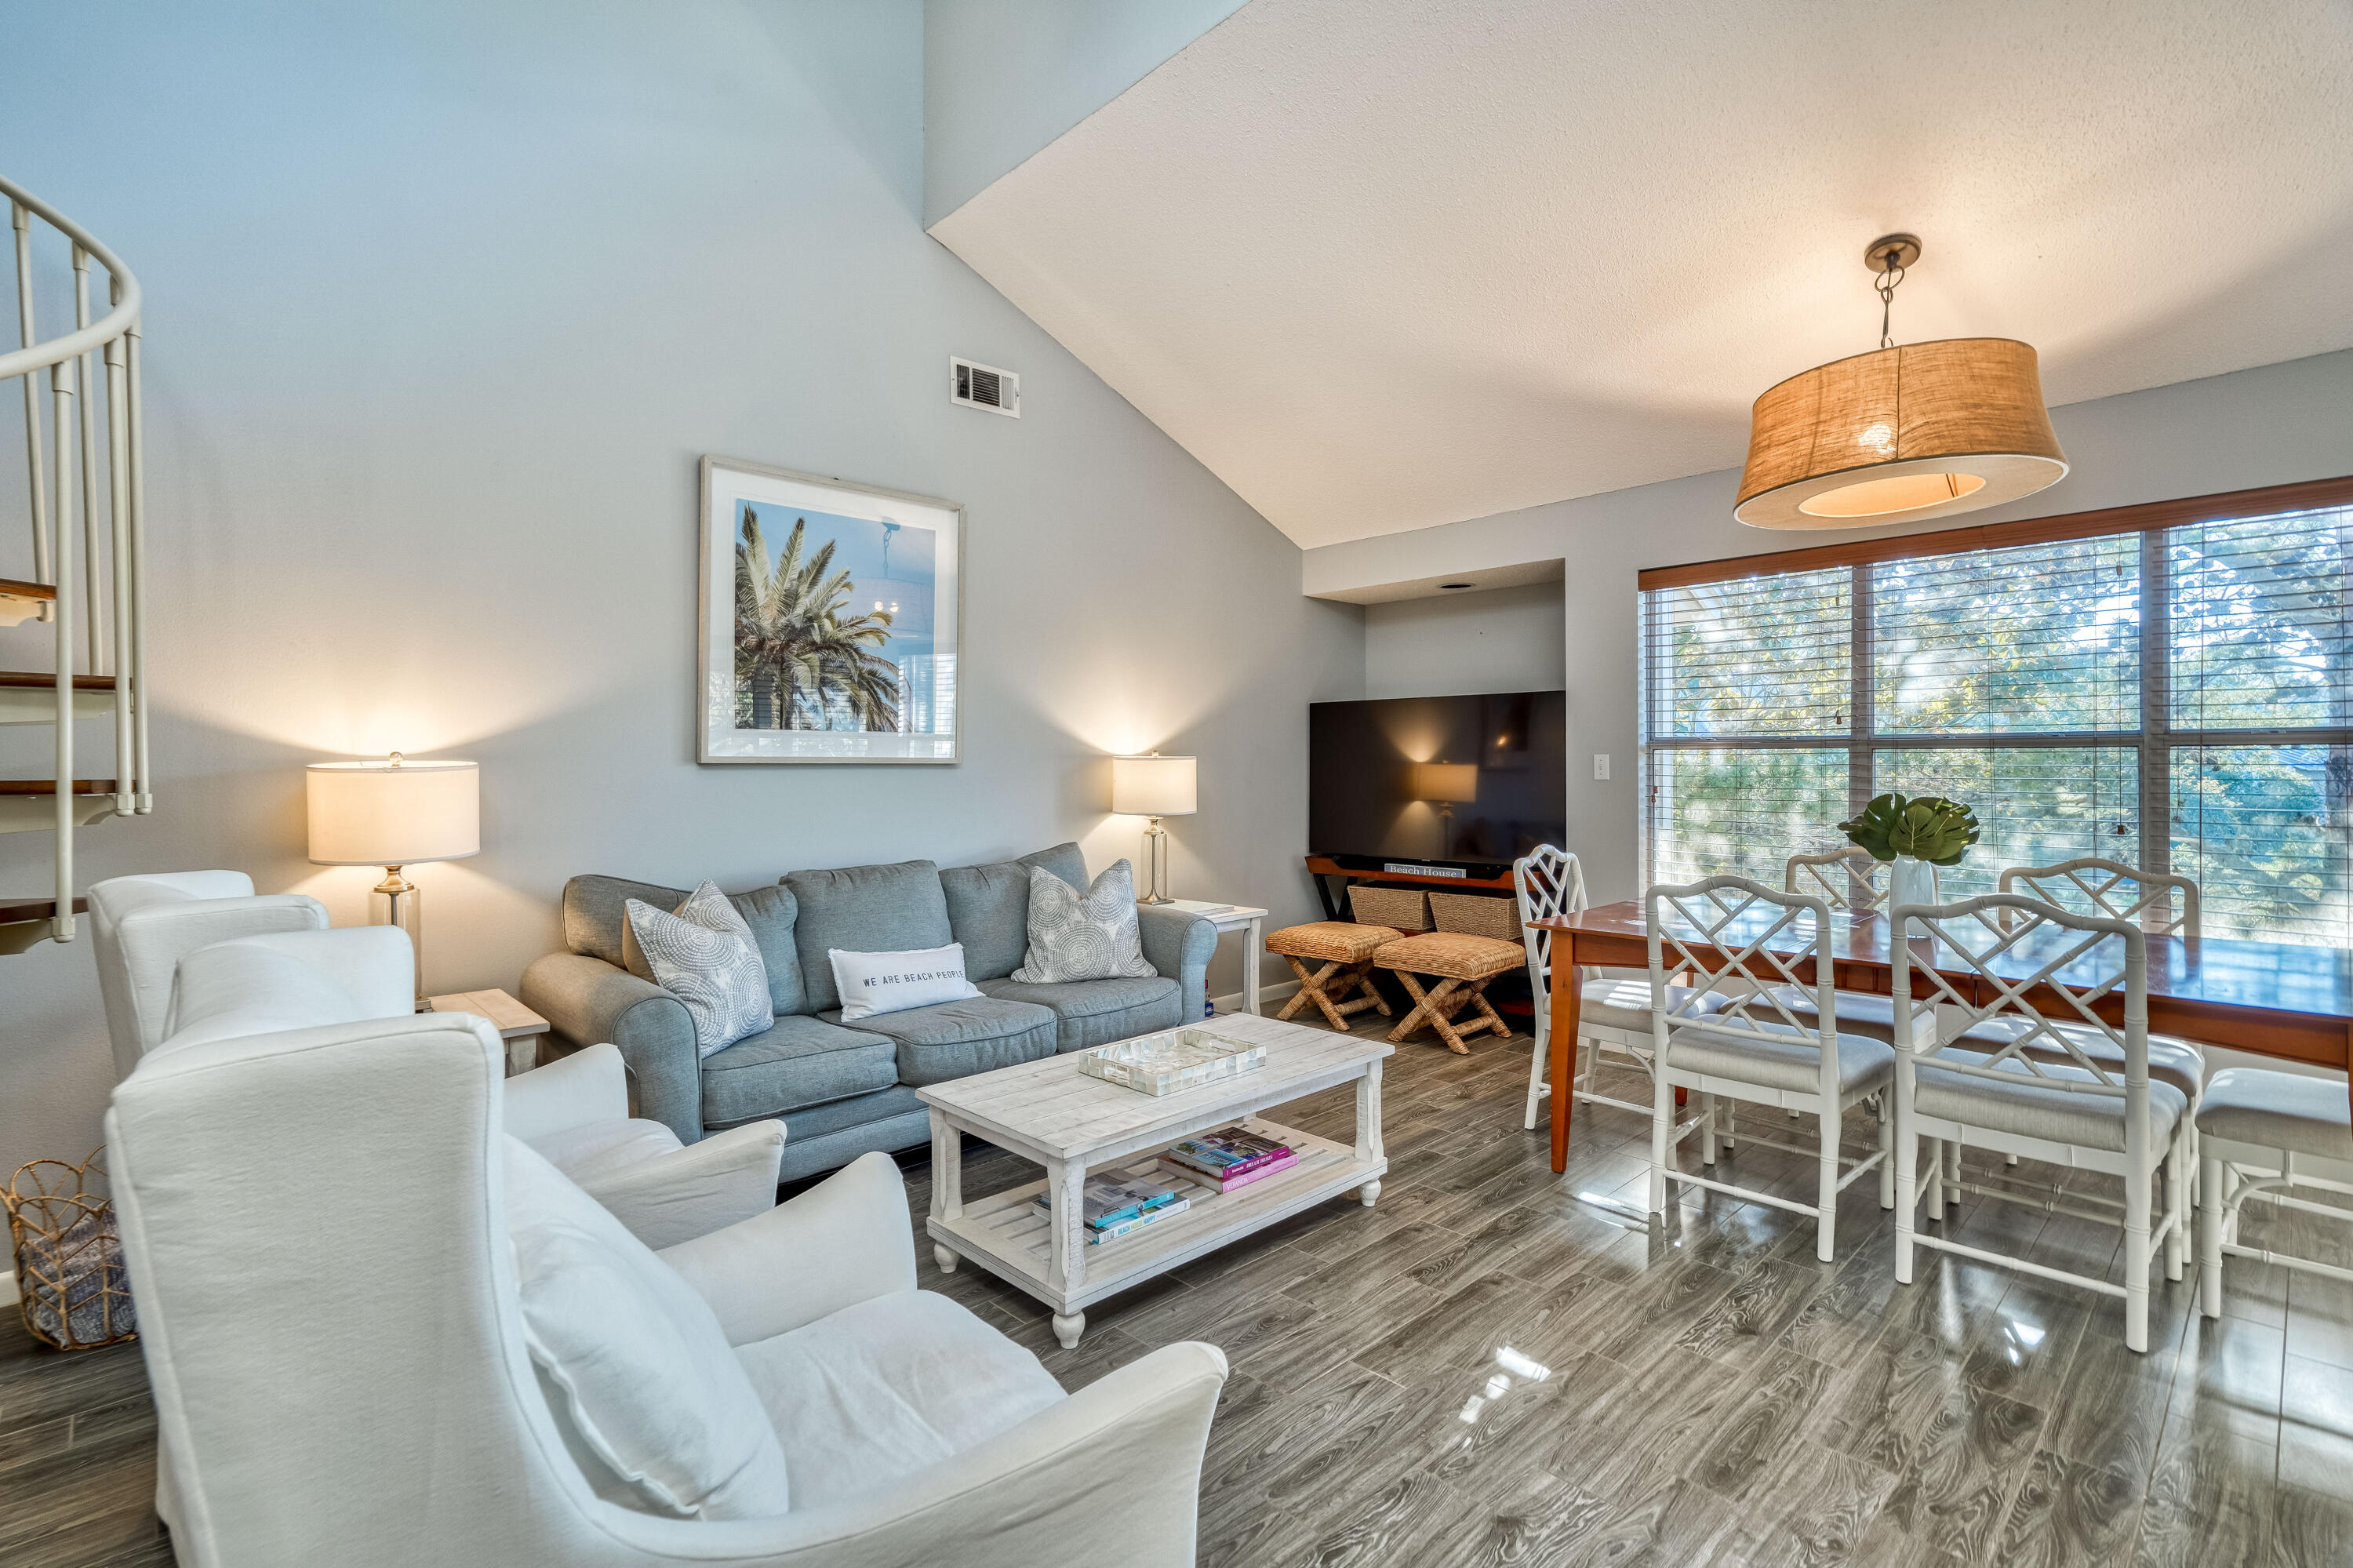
[1735,337,2067,529]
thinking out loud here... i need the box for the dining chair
[1998,856,2201,938]
[1646,876,1895,1262]
[2195,1068,2353,1319]
[1785,846,1887,913]
[1890,893,2192,1353]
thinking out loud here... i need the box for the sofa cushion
[940,843,1089,983]
[733,1289,1064,1510]
[700,1015,899,1127]
[566,875,806,1017]
[817,996,1057,1086]
[786,860,953,1013]
[977,975,1183,1054]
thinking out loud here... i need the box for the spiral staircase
[0,174,149,955]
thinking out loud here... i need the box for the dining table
[1529,900,2353,1174]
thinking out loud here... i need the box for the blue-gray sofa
[519,843,1216,1181]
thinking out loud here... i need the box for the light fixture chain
[1876,246,1906,349]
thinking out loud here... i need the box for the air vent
[950,356,1020,417]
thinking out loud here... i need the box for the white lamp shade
[1111,754,1197,817]
[1411,762,1478,804]
[307,758,480,866]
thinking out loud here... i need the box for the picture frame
[696,456,964,765]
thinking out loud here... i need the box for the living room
[4,3,2352,1566]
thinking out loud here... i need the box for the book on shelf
[1031,1173,1182,1230]
[1087,1198,1191,1244]
[1162,1128,1292,1181]
[1161,1147,1299,1195]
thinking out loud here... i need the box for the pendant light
[1735,235,2067,529]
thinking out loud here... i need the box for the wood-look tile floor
[13,1010,2353,1566]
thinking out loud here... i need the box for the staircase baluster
[72,244,103,675]
[12,202,48,591]
[49,352,74,940]
[106,328,132,814]
[127,323,149,813]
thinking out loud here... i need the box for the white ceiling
[931,0,2353,550]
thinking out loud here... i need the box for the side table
[1154,898,1269,1017]
[427,988,551,1077]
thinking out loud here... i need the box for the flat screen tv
[1308,691,1567,878]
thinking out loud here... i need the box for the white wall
[1307,347,2353,904]
[1362,581,1565,699]
[0,0,1362,1177]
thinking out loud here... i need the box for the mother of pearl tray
[1076,1027,1267,1097]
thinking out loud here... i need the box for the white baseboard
[0,1269,16,1308]
[1211,978,1301,1017]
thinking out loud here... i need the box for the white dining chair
[1786,846,1887,913]
[1999,856,2201,938]
[2195,1068,2353,1320]
[1646,875,1895,1262]
[1890,893,2191,1352]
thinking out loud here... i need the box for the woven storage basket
[1429,891,1520,941]
[1348,885,1430,932]
[5,1149,136,1350]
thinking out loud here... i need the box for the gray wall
[1363,582,1566,700]
[0,0,1362,1177]
[923,0,1249,227]
[1308,347,2353,905]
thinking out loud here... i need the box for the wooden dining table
[1529,900,2353,1174]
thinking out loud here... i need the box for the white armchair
[88,870,329,1080]
[108,994,1227,1567]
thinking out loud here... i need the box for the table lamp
[1410,761,1478,857]
[1111,752,1196,904]
[307,751,480,1010]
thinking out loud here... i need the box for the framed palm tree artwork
[697,457,962,764]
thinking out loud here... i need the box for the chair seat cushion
[733,1289,1065,1510]
[2196,1068,2353,1161]
[1915,1050,2188,1154]
[1266,921,1402,964]
[1767,991,2210,1101]
[526,1117,686,1186]
[700,1015,899,1127]
[817,996,1059,1086]
[976,974,1182,1053]
[2016,1026,2206,1106]
[1664,1023,1895,1097]
[1576,979,1718,1034]
[1375,931,1523,981]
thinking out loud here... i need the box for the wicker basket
[1430,890,1521,941]
[5,1149,136,1350]
[1348,885,1431,932]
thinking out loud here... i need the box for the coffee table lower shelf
[926,1115,1384,1344]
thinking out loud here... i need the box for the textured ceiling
[931,0,2353,548]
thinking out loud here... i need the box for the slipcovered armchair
[109,1000,1227,1567]
[87,870,329,1081]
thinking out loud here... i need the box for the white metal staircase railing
[2,173,148,949]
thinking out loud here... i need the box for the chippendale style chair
[1998,856,2201,938]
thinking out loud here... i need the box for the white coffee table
[918,1012,1390,1348]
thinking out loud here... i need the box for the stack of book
[1159,1127,1299,1195]
[1033,1173,1191,1245]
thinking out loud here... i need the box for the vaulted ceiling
[932,0,2353,549]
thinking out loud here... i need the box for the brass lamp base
[1137,817,1175,904]
[372,864,428,1012]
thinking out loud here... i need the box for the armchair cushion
[977,974,1182,1053]
[502,1137,792,1520]
[786,860,955,1013]
[817,996,1057,1086]
[700,1013,899,1126]
[158,933,400,1053]
[940,841,1087,981]
[734,1290,1065,1510]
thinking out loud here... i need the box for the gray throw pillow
[624,882,774,1057]
[1012,860,1158,984]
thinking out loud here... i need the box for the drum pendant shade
[1735,337,2068,530]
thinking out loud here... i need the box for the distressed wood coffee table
[918,1012,1391,1348]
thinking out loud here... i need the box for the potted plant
[1836,792,1981,933]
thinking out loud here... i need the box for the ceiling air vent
[950,356,1020,417]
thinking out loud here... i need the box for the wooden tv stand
[1303,855,1515,920]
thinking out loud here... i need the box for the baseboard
[1212,978,1300,1017]
[0,1269,16,1309]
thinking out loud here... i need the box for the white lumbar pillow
[624,882,774,1057]
[1013,859,1158,984]
[830,943,983,1022]
[501,1136,791,1519]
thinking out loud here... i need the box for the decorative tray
[1078,1028,1267,1097]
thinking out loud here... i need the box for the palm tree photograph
[734,508,906,731]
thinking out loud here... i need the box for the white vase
[1889,856,1939,936]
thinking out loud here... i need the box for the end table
[1153,898,1270,1017]
[427,988,551,1077]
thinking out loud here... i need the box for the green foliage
[734,510,902,733]
[1839,792,1981,867]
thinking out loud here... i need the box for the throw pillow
[1012,859,1158,984]
[502,1137,791,1519]
[829,943,983,1023]
[625,882,773,1057]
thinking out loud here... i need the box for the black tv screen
[1308,691,1567,872]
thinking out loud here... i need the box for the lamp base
[370,865,428,1012]
[1136,818,1175,904]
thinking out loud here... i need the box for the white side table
[1153,898,1269,1017]
[427,988,551,1077]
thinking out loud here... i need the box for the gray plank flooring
[11,1007,2353,1566]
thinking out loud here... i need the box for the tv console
[1303,854,1515,921]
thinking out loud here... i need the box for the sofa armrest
[519,951,704,1144]
[578,1120,785,1250]
[656,1148,915,1344]
[1136,905,1217,1020]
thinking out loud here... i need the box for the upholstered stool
[1374,931,1522,1054]
[1264,922,1402,1030]
[2195,1067,2353,1320]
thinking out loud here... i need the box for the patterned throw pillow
[624,882,774,1057]
[1012,860,1159,984]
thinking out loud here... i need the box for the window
[1639,486,2353,945]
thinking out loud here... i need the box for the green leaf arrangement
[1838,792,1981,867]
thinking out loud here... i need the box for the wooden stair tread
[0,780,117,795]
[0,578,56,602]
[0,671,116,692]
[0,897,88,924]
